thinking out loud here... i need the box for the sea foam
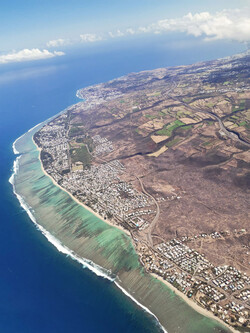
[114,281,168,333]
[10,132,168,333]
[9,156,113,281]
[12,121,43,155]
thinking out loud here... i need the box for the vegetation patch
[147,91,161,97]
[206,102,215,108]
[158,111,167,117]
[156,120,184,136]
[178,125,193,131]
[202,141,214,147]
[166,137,182,148]
[232,99,245,112]
[238,121,247,127]
[145,114,158,119]
[183,97,192,103]
[70,145,92,167]
[69,126,85,137]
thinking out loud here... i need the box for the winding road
[171,94,250,148]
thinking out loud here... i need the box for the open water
[0,36,243,332]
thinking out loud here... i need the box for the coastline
[33,138,236,333]
[26,138,169,333]
[33,139,130,238]
[152,274,238,333]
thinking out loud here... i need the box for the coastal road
[135,175,160,247]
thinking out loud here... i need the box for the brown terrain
[71,53,250,276]
[35,51,250,329]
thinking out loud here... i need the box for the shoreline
[33,139,130,238]
[30,138,168,333]
[152,274,238,333]
[33,138,238,333]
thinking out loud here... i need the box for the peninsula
[34,51,250,331]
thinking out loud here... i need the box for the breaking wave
[12,121,44,155]
[9,131,168,333]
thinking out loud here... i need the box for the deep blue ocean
[0,36,245,332]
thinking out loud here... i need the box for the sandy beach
[33,138,238,333]
[151,273,238,333]
[33,140,130,237]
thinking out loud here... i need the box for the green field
[166,137,182,148]
[232,99,245,112]
[145,114,158,119]
[156,120,184,136]
[70,145,92,167]
[69,126,85,137]
[239,121,247,126]
[178,125,193,131]
[183,97,192,103]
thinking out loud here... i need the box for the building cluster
[235,289,250,303]
[37,122,70,174]
[36,77,250,329]
[37,117,154,226]
[137,238,249,327]
[157,240,212,274]
[92,135,114,156]
[197,283,225,303]
[76,85,123,107]
[199,84,250,95]
[179,229,247,244]
[212,266,250,293]
[223,301,249,326]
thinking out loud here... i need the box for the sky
[0,0,250,64]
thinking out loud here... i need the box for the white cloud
[80,33,103,42]
[108,30,125,38]
[126,28,135,35]
[47,38,68,47]
[0,48,65,64]
[139,9,250,42]
[53,51,65,56]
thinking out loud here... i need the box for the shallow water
[12,116,231,333]
[3,39,243,332]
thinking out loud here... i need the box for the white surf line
[114,281,168,333]
[9,155,21,185]
[27,121,44,133]
[12,101,78,155]
[9,156,114,281]
[9,154,168,333]
[10,120,169,333]
[12,121,44,155]
[76,89,84,99]
[13,134,26,154]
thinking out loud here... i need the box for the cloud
[139,9,250,42]
[41,8,250,51]
[126,28,136,35]
[0,48,65,64]
[47,38,69,47]
[80,33,103,42]
[108,30,125,38]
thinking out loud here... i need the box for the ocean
[0,36,244,332]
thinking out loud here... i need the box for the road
[171,95,250,148]
[135,175,160,247]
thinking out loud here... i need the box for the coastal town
[34,51,250,331]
